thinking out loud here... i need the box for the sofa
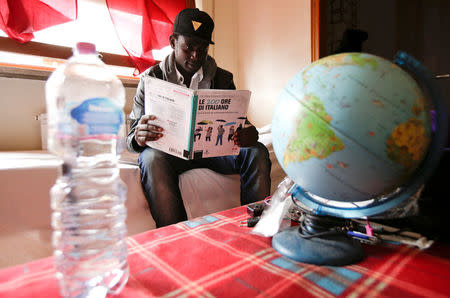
[0,126,285,269]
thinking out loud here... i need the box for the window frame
[1,0,320,83]
[311,0,327,62]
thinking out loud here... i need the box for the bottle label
[71,97,123,137]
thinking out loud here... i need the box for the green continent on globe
[386,118,430,172]
[284,94,345,167]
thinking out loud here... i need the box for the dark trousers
[138,142,272,227]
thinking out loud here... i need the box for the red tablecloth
[0,206,449,297]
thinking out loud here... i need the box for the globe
[272,52,436,216]
[270,52,448,265]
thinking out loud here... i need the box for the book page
[144,77,195,159]
[191,89,251,159]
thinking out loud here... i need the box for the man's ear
[169,35,176,49]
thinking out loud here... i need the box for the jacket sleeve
[126,73,147,153]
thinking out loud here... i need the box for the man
[127,8,271,227]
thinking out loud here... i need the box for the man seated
[126,8,271,227]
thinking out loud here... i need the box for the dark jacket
[127,52,236,153]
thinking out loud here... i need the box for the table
[0,206,449,297]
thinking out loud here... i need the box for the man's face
[170,35,209,74]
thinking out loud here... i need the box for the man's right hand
[134,115,164,147]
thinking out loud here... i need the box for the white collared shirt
[175,65,204,90]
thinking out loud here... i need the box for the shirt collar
[174,65,204,90]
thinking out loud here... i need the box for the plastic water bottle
[45,42,129,297]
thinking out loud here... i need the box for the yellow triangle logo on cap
[192,21,202,31]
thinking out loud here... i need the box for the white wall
[0,78,45,150]
[0,76,136,151]
[203,0,311,127]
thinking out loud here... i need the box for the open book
[144,76,251,160]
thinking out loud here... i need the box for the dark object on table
[334,28,368,54]
[247,202,265,217]
[377,151,450,244]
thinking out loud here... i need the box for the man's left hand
[233,126,259,147]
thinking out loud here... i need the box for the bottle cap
[74,42,97,55]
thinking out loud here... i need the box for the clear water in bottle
[46,42,129,297]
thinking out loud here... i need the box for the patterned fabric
[0,206,449,297]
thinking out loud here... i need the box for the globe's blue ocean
[272,53,431,204]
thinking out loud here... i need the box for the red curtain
[0,0,77,43]
[106,0,186,75]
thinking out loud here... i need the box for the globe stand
[272,213,364,266]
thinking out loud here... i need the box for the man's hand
[233,125,259,147]
[134,115,164,147]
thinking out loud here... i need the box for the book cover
[191,89,251,159]
[144,77,251,160]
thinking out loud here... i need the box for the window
[0,0,185,79]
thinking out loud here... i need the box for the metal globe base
[272,214,365,266]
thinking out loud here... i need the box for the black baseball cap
[173,8,215,44]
